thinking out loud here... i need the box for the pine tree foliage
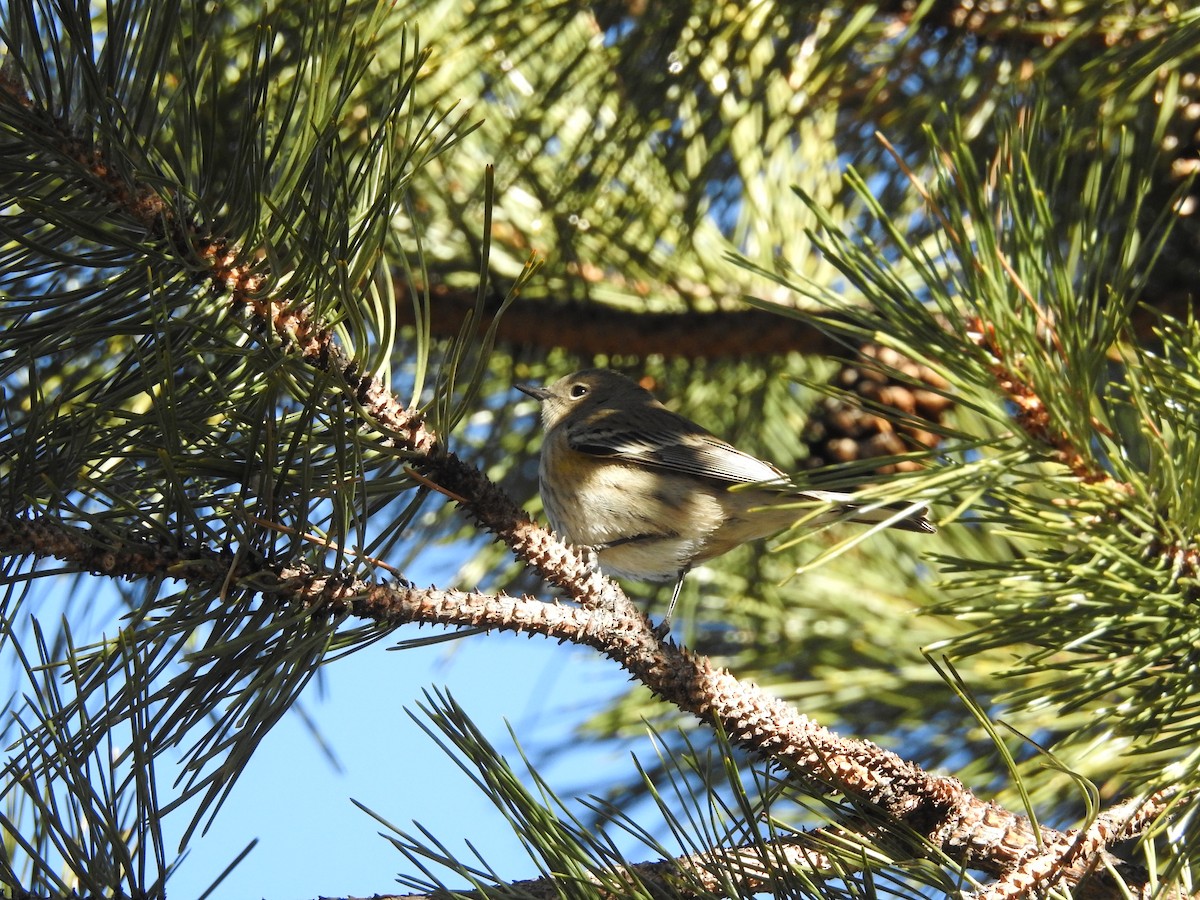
[1,0,1199,898]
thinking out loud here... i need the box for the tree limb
[395,281,1200,363]
[0,60,1184,900]
[0,515,1177,899]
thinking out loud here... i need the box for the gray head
[515,369,655,430]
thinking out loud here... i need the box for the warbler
[517,368,934,633]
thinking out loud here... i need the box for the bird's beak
[515,383,551,401]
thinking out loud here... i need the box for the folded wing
[566,408,786,485]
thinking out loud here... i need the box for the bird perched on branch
[517,368,934,635]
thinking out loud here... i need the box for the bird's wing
[566,408,785,485]
[562,402,936,533]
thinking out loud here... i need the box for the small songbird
[517,369,934,634]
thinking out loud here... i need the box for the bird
[516,368,934,634]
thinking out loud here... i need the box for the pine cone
[803,343,952,474]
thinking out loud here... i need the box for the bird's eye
[569,383,589,399]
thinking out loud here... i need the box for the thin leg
[652,571,687,639]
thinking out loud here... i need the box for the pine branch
[0,53,620,611]
[4,5,1199,896]
[363,799,1189,900]
[0,513,1180,898]
[970,790,1183,900]
[0,47,1188,894]
[410,0,1197,326]
[396,280,1200,363]
[869,0,1172,49]
[590,0,1169,51]
[330,834,840,900]
[397,283,839,359]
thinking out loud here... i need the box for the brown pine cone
[803,343,952,474]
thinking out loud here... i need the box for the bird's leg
[652,570,688,639]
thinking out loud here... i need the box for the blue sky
[0,482,662,899]
[162,621,636,898]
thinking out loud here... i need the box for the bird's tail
[795,490,936,534]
